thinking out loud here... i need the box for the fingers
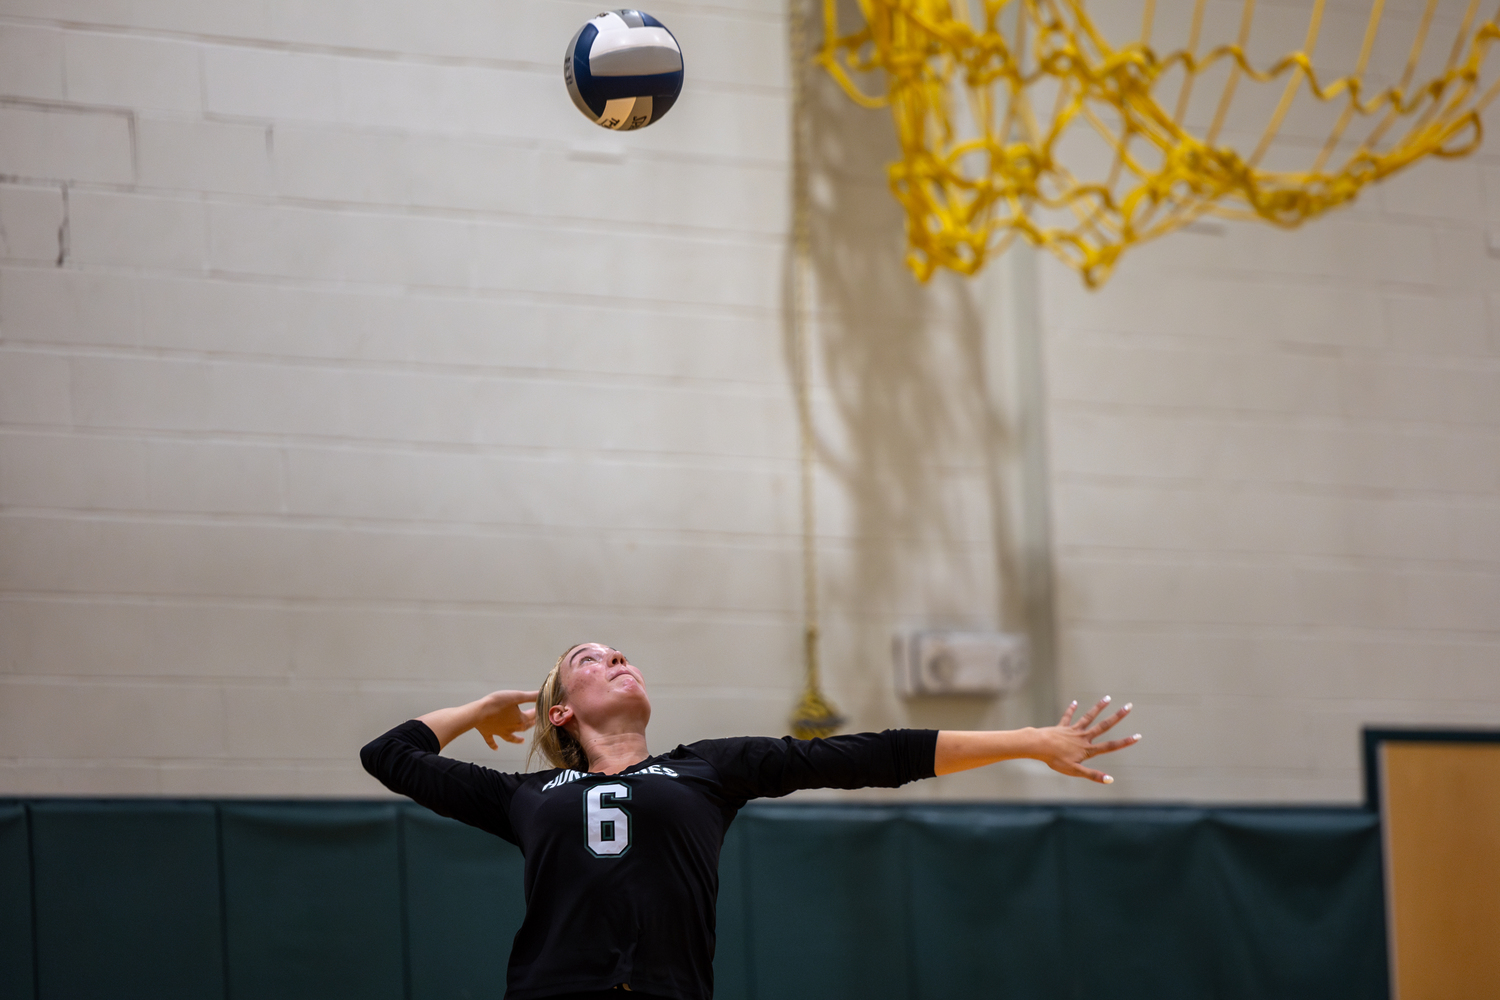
[1086,702,1133,738]
[1058,700,1078,726]
[493,689,542,704]
[483,733,498,750]
[1057,762,1112,784]
[1075,695,1112,728]
[1090,733,1142,756]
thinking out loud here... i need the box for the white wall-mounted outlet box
[893,630,1030,697]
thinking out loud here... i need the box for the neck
[579,729,650,774]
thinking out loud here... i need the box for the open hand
[474,689,540,749]
[1035,696,1140,784]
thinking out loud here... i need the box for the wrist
[1018,727,1049,760]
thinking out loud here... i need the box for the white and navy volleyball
[564,10,684,131]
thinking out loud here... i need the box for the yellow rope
[818,0,1500,286]
[790,0,845,742]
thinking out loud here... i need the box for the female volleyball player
[361,642,1139,1000]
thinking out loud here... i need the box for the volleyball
[564,10,683,131]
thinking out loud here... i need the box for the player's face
[557,643,651,731]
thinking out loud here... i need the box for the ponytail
[529,645,589,771]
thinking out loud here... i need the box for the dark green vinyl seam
[26,805,38,1000]
[216,804,231,1000]
[396,806,413,1000]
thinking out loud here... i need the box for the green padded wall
[30,801,223,1000]
[1061,807,1215,1000]
[1206,809,1386,1000]
[737,805,913,999]
[709,821,750,1000]
[221,802,405,1000]
[0,800,1387,1000]
[905,806,1065,999]
[402,805,525,1000]
[0,805,33,999]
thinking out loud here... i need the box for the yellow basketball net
[819,0,1500,286]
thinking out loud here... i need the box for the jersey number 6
[585,782,632,857]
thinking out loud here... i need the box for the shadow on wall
[790,0,1030,730]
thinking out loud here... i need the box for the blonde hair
[529,644,589,771]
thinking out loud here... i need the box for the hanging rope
[789,0,846,742]
[819,0,1500,285]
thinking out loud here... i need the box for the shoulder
[673,735,787,759]
[669,735,793,778]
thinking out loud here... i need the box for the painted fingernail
[1133,734,1142,741]
[1102,775,1114,784]
[1102,695,1111,703]
[1124,703,1133,711]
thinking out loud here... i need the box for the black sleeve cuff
[392,718,441,753]
[889,728,939,783]
[359,719,441,778]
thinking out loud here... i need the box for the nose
[609,651,626,667]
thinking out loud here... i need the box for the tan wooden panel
[1382,742,1500,1000]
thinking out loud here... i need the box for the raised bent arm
[936,696,1141,784]
[417,689,539,750]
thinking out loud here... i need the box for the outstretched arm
[935,696,1140,784]
[417,689,539,751]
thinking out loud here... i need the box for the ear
[549,703,573,728]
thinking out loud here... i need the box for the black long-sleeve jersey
[361,720,938,1000]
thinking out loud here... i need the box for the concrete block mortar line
[1050,397,1500,435]
[0,346,802,402]
[0,424,811,475]
[0,507,891,559]
[126,109,137,190]
[1102,254,1476,296]
[1053,610,1500,642]
[54,181,67,266]
[1048,325,1500,368]
[0,94,134,122]
[0,755,370,768]
[228,114,792,173]
[0,11,791,77]
[60,183,792,247]
[1052,468,1500,506]
[0,501,815,545]
[8,260,790,317]
[0,426,813,480]
[0,593,808,627]
[0,674,364,692]
[0,590,811,630]
[0,505,994,554]
[1050,313,1494,351]
[1054,540,1500,574]
[0,258,789,321]
[1061,617,1500,641]
[0,341,799,393]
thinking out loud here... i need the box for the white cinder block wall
[2,0,1497,801]
[1044,144,1500,800]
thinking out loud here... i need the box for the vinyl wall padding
[220,803,407,1000]
[0,804,34,999]
[29,801,224,999]
[402,805,527,1000]
[0,801,1386,1000]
